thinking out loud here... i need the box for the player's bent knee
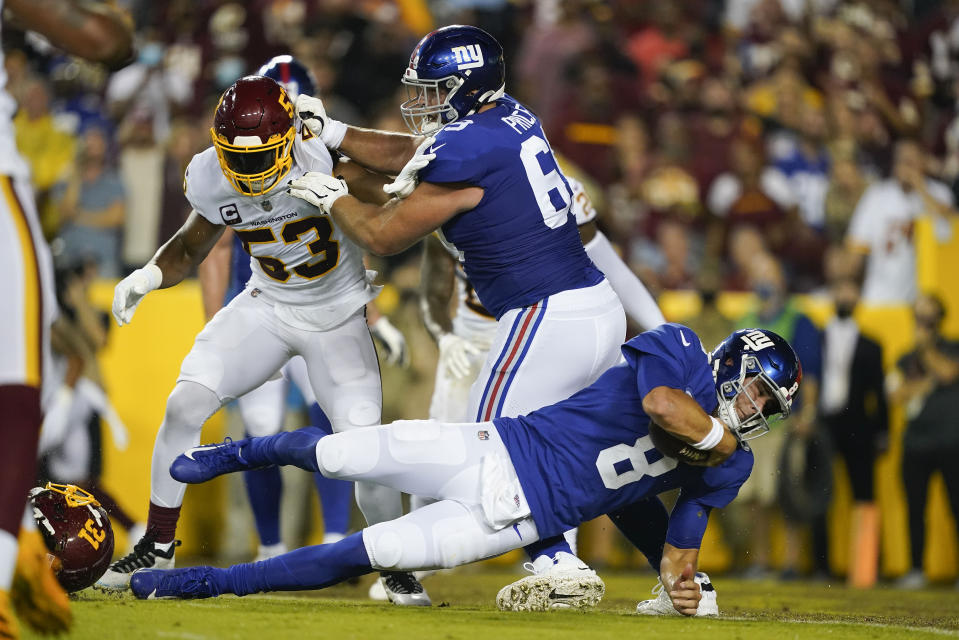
[316,431,379,478]
[164,381,220,429]
[363,524,425,570]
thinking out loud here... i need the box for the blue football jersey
[495,323,754,542]
[418,94,602,319]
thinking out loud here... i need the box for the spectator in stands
[846,138,956,304]
[887,293,959,589]
[814,277,888,587]
[13,76,77,237]
[105,28,192,144]
[55,127,126,277]
[118,107,164,272]
[723,256,820,578]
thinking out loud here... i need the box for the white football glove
[287,173,349,214]
[383,136,437,199]
[371,316,410,368]
[438,333,483,380]
[112,264,162,326]
[295,94,348,149]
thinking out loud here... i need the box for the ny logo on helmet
[741,330,774,351]
[451,44,483,70]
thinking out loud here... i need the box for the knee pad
[316,431,380,477]
[164,381,221,429]
[363,521,427,571]
[347,400,380,428]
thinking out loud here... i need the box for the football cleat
[496,551,605,612]
[0,589,20,640]
[94,530,179,591]
[11,528,72,634]
[376,572,431,606]
[130,567,221,600]
[635,572,718,616]
[170,437,254,484]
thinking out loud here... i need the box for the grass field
[28,567,959,640]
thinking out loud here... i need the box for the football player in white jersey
[96,76,428,601]
[0,2,131,637]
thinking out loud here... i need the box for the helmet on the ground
[400,25,505,134]
[710,328,801,440]
[212,75,295,195]
[30,483,115,592]
[257,55,317,101]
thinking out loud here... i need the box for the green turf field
[34,569,959,640]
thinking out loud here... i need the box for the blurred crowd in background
[7,0,959,587]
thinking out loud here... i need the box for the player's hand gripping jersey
[185,132,377,330]
[495,324,754,547]
[420,95,603,319]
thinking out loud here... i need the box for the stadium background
[9,0,959,586]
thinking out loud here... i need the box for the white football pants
[315,419,540,571]
[150,290,399,526]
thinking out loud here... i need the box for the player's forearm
[659,544,701,616]
[339,127,419,175]
[659,544,699,586]
[584,231,665,330]
[7,0,134,68]
[330,197,417,256]
[419,238,456,342]
[643,386,738,459]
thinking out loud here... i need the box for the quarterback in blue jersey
[284,24,627,606]
[131,326,801,616]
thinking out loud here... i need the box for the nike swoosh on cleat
[183,445,219,461]
[548,590,578,600]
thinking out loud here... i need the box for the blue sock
[609,496,668,572]
[215,531,373,595]
[242,465,282,547]
[304,403,353,536]
[241,426,324,472]
[524,535,572,561]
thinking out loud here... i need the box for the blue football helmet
[400,25,505,134]
[257,55,316,102]
[710,328,802,441]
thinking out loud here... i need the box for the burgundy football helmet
[212,75,296,195]
[30,483,115,592]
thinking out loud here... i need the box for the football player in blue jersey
[286,24,627,608]
[130,326,801,617]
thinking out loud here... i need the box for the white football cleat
[95,534,179,592]
[372,572,431,606]
[635,572,718,616]
[496,551,605,612]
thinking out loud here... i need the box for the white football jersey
[450,174,596,342]
[185,132,376,327]
[847,178,954,304]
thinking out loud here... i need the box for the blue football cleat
[131,567,222,600]
[170,437,253,484]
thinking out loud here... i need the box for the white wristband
[143,263,163,290]
[321,119,347,149]
[692,417,726,451]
